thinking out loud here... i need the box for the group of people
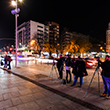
[1,55,12,69]
[56,55,88,87]
[56,54,110,99]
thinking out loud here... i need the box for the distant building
[60,29,89,49]
[61,31,73,49]
[106,22,110,53]
[47,21,59,46]
[17,20,49,50]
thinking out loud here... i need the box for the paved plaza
[0,60,110,110]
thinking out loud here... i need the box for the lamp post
[11,0,22,67]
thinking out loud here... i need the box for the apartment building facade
[106,22,110,53]
[47,21,59,46]
[17,20,49,50]
[61,30,89,49]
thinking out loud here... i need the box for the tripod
[84,66,101,98]
[49,61,59,81]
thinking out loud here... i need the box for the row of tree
[29,35,92,57]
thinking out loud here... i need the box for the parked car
[83,57,98,68]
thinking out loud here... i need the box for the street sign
[11,8,20,15]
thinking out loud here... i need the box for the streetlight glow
[11,0,16,6]
[19,0,22,2]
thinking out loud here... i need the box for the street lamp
[11,0,22,67]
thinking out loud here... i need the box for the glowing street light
[100,46,103,50]
[11,0,23,67]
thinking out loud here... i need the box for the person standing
[71,56,88,87]
[100,55,110,99]
[56,55,64,79]
[65,56,72,83]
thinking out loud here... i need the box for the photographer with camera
[98,55,110,99]
[56,55,65,79]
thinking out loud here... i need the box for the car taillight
[87,61,93,65]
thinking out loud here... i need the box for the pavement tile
[46,105,59,110]
[16,104,27,110]
[11,97,23,106]
[25,101,40,109]
[10,91,21,98]
[33,92,46,100]
[16,102,40,110]
[19,89,32,96]
[3,99,13,109]
[6,107,18,110]
[35,99,50,108]
[0,101,5,109]
[19,94,35,103]
[3,93,12,100]
[3,87,19,93]
[0,95,4,101]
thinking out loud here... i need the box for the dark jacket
[65,58,71,66]
[65,58,71,70]
[73,59,88,77]
[56,57,64,69]
[101,60,110,77]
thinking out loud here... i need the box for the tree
[43,43,56,57]
[76,36,92,56]
[29,39,41,56]
[64,40,79,55]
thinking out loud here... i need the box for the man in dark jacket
[71,56,88,87]
[100,55,110,99]
[56,55,64,79]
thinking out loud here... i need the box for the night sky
[0,0,110,48]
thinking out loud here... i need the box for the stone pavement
[0,61,110,110]
[0,68,92,110]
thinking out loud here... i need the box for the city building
[61,31,73,49]
[106,22,110,53]
[60,29,90,50]
[47,21,59,46]
[17,20,49,51]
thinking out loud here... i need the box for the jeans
[73,75,83,86]
[66,70,71,82]
[102,75,107,94]
[104,76,110,96]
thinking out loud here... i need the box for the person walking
[99,55,110,99]
[4,55,8,68]
[71,56,88,87]
[7,56,12,69]
[65,55,72,83]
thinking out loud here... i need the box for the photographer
[98,55,110,99]
[65,55,72,83]
[56,55,65,79]
[71,56,88,88]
